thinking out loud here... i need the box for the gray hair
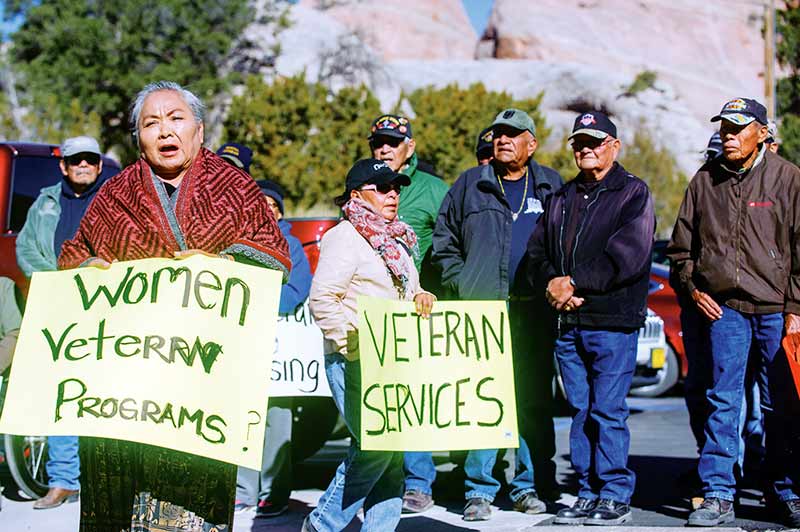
[129,81,205,140]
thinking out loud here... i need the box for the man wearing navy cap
[217,142,253,174]
[669,98,800,527]
[475,126,494,165]
[528,111,655,525]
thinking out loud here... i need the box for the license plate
[651,348,665,369]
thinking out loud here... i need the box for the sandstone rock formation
[299,0,476,61]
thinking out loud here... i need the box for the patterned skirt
[79,437,234,532]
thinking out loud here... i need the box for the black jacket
[527,162,655,329]
[432,159,562,300]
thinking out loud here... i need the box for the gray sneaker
[687,497,734,526]
[463,497,492,521]
[402,489,434,513]
[513,492,547,514]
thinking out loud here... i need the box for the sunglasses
[571,137,612,152]
[65,153,101,166]
[369,136,405,150]
[359,182,401,194]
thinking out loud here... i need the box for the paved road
[0,396,787,531]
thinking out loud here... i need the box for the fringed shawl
[58,148,290,278]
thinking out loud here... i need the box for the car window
[8,155,119,233]
[8,156,62,233]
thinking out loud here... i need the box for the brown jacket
[668,148,800,314]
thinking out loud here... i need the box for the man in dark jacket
[668,98,800,528]
[433,108,562,521]
[528,111,654,526]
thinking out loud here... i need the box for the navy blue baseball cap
[710,98,768,126]
[216,143,253,173]
[257,180,286,215]
[475,126,494,157]
[569,111,617,140]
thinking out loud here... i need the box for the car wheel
[291,397,339,463]
[3,434,49,499]
[630,345,679,398]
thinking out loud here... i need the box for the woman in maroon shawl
[58,81,291,532]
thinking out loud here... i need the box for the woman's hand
[414,292,435,319]
[174,250,233,261]
[85,258,112,269]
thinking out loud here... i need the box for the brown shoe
[33,487,79,509]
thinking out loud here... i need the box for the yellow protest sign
[357,296,519,452]
[0,256,281,470]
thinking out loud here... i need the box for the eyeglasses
[571,137,613,152]
[369,136,405,150]
[359,182,401,194]
[65,153,101,166]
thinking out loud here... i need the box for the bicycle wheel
[3,434,49,499]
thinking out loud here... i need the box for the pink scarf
[342,198,419,296]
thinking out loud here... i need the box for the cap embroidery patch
[373,162,388,171]
[481,130,493,143]
[222,146,240,156]
[723,99,747,112]
[580,114,596,126]
[502,110,515,119]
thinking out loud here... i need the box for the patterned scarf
[342,197,419,297]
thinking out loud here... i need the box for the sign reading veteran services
[0,256,281,470]
[357,296,519,452]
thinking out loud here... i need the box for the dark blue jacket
[527,162,655,329]
[278,219,312,314]
[432,159,562,300]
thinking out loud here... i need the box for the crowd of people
[0,81,798,532]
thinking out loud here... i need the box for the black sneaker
[782,499,800,528]
[687,497,734,527]
[554,497,597,525]
[584,498,632,526]
[255,499,288,518]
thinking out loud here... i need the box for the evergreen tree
[777,3,800,164]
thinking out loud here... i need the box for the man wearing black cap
[368,114,448,513]
[527,111,654,525]
[433,108,562,521]
[668,98,800,527]
[475,127,494,166]
[217,142,253,174]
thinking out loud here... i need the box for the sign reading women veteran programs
[357,296,518,452]
[0,256,282,471]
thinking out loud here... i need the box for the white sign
[270,301,331,397]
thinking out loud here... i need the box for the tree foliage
[404,83,551,182]
[223,74,381,212]
[777,4,800,165]
[3,0,257,161]
[619,127,688,238]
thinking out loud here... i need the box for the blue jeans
[236,397,293,506]
[700,306,799,502]
[464,437,535,503]
[306,354,403,532]
[404,452,435,495]
[556,326,638,504]
[46,436,80,491]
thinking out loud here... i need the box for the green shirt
[398,154,449,270]
[0,277,22,338]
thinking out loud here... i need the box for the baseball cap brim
[568,128,609,141]
[490,119,532,135]
[220,154,244,169]
[372,172,411,187]
[711,113,756,125]
[368,129,408,140]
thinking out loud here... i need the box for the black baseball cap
[710,98,768,126]
[335,158,411,205]
[475,126,494,158]
[569,111,617,140]
[368,114,413,140]
[217,143,253,173]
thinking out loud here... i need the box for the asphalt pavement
[0,396,789,531]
